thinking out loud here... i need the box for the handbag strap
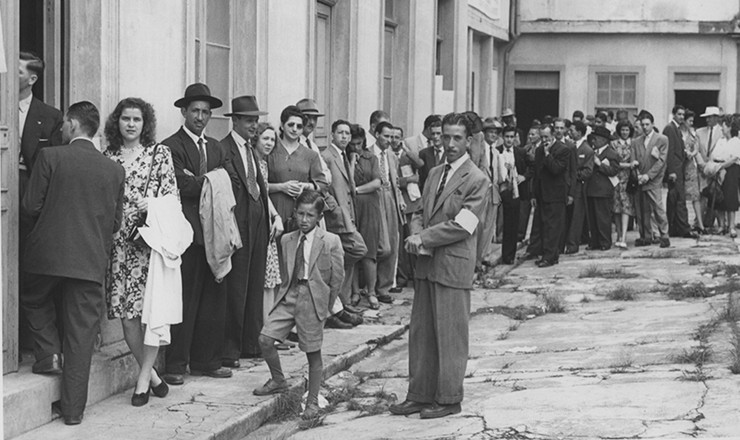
[141,144,161,198]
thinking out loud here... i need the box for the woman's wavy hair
[252,122,276,150]
[615,120,634,139]
[104,97,157,150]
[278,105,307,139]
[720,114,740,138]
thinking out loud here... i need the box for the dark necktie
[341,151,355,192]
[436,149,444,165]
[434,164,452,206]
[489,145,495,183]
[197,138,207,176]
[708,128,714,156]
[244,144,260,201]
[292,235,306,282]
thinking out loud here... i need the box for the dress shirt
[437,152,470,192]
[644,131,653,151]
[230,130,260,195]
[297,227,317,280]
[711,137,740,163]
[183,124,208,162]
[19,94,32,137]
[434,147,445,164]
[575,138,585,149]
[500,144,515,180]
[372,144,391,182]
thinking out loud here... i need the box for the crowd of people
[17,49,740,424]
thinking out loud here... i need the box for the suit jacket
[569,141,595,199]
[375,146,405,224]
[696,125,721,164]
[163,127,232,246]
[532,141,571,203]
[419,146,445,190]
[321,145,358,233]
[220,132,269,234]
[20,97,63,171]
[415,157,488,290]
[631,132,668,192]
[396,149,423,214]
[663,121,686,180]
[22,139,125,284]
[497,144,529,197]
[476,141,502,204]
[587,144,621,198]
[404,133,429,155]
[562,139,577,198]
[275,228,344,320]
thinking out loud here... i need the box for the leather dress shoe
[377,294,393,304]
[683,231,700,239]
[325,315,353,329]
[537,260,557,268]
[389,286,403,293]
[64,414,84,426]
[162,373,184,385]
[659,237,671,248]
[564,247,578,254]
[150,368,169,398]
[420,402,461,419]
[343,304,363,314]
[634,238,651,247]
[522,253,538,260]
[253,378,288,396]
[222,359,240,368]
[32,353,63,375]
[287,332,300,342]
[337,310,363,326]
[131,388,150,407]
[190,367,232,378]
[389,399,431,415]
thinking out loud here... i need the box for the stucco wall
[520,0,738,22]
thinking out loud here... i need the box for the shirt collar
[373,144,387,156]
[182,125,207,145]
[19,94,32,112]
[230,130,248,148]
[301,227,317,243]
[331,143,344,156]
[445,152,470,173]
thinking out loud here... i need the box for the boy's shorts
[261,282,324,353]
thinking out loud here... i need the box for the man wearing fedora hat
[585,126,620,251]
[161,83,234,384]
[220,96,272,366]
[501,108,524,147]
[296,98,331,181]
[696,106,723,228]
[476,117,504,266]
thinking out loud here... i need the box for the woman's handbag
[701,177,724,208]
[626,169,639,195]
[126,145,160,245]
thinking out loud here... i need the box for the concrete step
[4,340,138,438]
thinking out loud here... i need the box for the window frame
[588,66,644,117]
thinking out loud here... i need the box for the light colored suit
[407,156,488,406]
[374,145,405,296]
[696,125,721,189]
[404,133,429,155]
[631,132,669,240]
[476,141,504,265]
[275,228,344,321]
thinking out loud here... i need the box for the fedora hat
[588,125,614,142]
[501,108,515,118]
[296,98,324,117]
[700,106,721,118]
[224,95,268,117]
[482,117,503,131]
[174,83,223,109]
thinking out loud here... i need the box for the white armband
[453,208,479,235]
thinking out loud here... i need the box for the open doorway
[515,89,559,133]
[20,0,66,109]
[675,90,718,129]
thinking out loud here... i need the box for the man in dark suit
[417,116,444,190]
[21,101,125,425]
[405,114,443,155]
[633,111,671,248]
[586,126,621,250]
[162,83,234,384]
[663,105,697,238]
[553,118,577,253]
[220,96,271,367]
[564,121,594,253]
[321,119,367,324]
[530,125,571,267]
[497,126,528,264]
[390,113,488,419]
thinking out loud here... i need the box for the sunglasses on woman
[287,122,303,130]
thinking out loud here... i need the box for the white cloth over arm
[200,168,243,282]
[139,193,193,346]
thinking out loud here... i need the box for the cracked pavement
[258,233,740,440]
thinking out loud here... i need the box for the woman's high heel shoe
[150,367,169,398]
[132,388,150,407]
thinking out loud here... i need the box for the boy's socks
[261,340,285,382]
[306,351,323,404]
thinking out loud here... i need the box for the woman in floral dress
[681,111,705,233]
[611,120,635,249]
[104,97,178,406]
[252,123,283,319]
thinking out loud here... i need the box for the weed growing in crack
[609,352,634,374]
[265,388,303,424]
[701,263,740,278]
[607,286,637,301]
[508,321,521,332]
[579,265,639,279]
[688,257,703,266]
[511,381,527,392]
[542,292,566,313]
[680,368,713,382]
[580,295,592,303]
[671,346,713,367]
[666,282,712,300]
[497,331,509,340]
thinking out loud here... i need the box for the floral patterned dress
[104,144,178,320]
[259,159,282,289]
[683,129,701,202]
[611,139,635,216]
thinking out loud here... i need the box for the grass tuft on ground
[666,282,712,300]
[542,292,566,313]
[607,286,637,301]
[579,265,639,279]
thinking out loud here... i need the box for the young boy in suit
[253,190,345,419]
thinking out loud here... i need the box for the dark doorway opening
[20,0,46,99]
[515,89,559,133]
[675,90,719,129]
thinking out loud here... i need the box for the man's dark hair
[331,119,351,133]
[295,189,325,213]
[595,111,608,122]
[463,111,483,133]
[572,120,587,136]
[393,126,404,136]
[67,101,100,137]
[20,51,45,77]
[374,121,394,136]
[639,111,655,123]
[423,114,442,131]
[572,110,584,119]
[502,126,517,136]
[369,110,390,127]
[672,105,686,115]
[441,112,473,137]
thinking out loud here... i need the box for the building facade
[1,1,510,437]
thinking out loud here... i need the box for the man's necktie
[708,128,714,156]
[197,138,207,176]
[434,164,452,206]
[380,150,389,185]
[489,145,495,183]
[292,235,306,282]
[245,144,260,201]
[341,151,355,192]
[435,149,444,166]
